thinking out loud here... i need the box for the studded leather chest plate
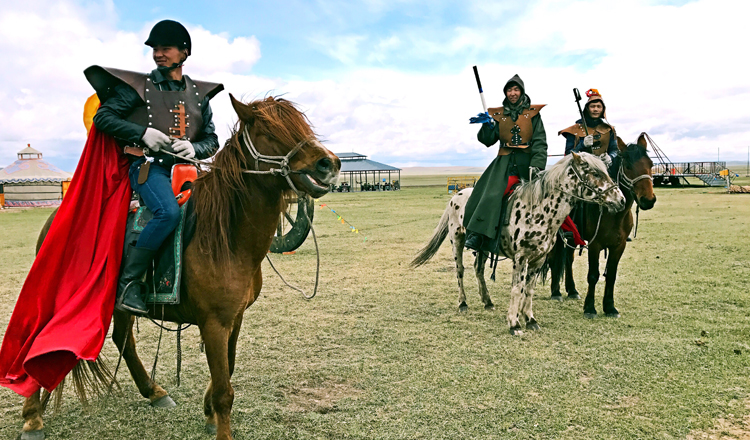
[488,105,545,156]
[125,76,203,143]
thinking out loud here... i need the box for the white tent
[0,145,73,207]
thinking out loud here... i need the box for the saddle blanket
[123,201,195,304]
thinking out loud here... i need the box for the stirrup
[116,280,149,315]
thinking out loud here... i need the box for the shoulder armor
[558,122,587,137]
[182,74,224,102]
[487,104,546,118]
[84,66,149,104]
[84,66,224,104]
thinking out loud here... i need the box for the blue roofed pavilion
[334,152,401,192]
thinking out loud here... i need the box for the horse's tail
[46,356,118,413]
[410,206,451,268]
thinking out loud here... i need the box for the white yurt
[0,145,73,207]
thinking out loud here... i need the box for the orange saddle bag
[171,164,198,206]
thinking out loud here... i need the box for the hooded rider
[89,20,223,315]
[464,74,548,253]
[559,89,617,167]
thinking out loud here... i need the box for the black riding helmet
[145,20,192,56]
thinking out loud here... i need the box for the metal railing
[651,161,726,176]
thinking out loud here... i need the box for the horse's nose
[316,157,333,173]
[639,195,656,210]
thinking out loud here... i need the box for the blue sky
[0,0,747,172]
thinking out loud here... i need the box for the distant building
[334,152,401,191]
[0,145,73,207]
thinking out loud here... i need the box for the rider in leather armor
[464,74,549,253]
[559,89,617,167]
[89,20,224,315]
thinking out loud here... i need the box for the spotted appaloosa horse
[411,152,625,335]
[548,133,657,318]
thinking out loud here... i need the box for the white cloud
[1,0,749,174]
[0,2,261,168]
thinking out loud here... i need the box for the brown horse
[548,133,656,318]
[19,95,341,440]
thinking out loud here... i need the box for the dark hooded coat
[463,74,548,239]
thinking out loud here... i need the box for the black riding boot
[464,231,484,251]
[115,244,153,316]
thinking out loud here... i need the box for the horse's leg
[201,319,234,440]
[522,271,540,330]
[111,310,173,406]
[564,239,580,299]
[452,233,468,312]
[20,390,44,439]
[205,315,244,436]
[474,251,494,310]
[549,236,564,301]
[507,257,528,336]
[583,243,602,319]
[602,243,626,318]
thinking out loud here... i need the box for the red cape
[0,125,131,397]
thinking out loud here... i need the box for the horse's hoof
[567,293,581,300]
[509,327,523,336]
[205,423,217,435]
[458,302,468,313]
[526,321,540,331]
[605,312,620,318]
[484,303,495,311]
[550,294,563,302]
[583,312,597,319]
[151,395,176,408]
[18,430,44,440]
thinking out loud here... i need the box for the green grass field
[0,177,749,439]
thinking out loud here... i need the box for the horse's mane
[513,152,607,207]
[191,97,315,267]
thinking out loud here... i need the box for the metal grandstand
[645,134,730,187]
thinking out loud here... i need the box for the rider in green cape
[464,74,548,253]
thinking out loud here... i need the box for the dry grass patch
[687,400,750,440]
[282,380,362,414]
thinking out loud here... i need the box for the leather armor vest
[558,121,615,156]
[487,105,546,156]
[84,66,224,145]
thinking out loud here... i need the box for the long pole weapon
[573,88,589,136]
[473,66,488,114]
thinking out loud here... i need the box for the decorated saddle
[124,164,198,305]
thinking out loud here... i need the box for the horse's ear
[571,152,583,164]
[637,132,648,150]
[230,93,254,122]
[617,136,627,152]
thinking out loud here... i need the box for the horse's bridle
[144,123,317,196]
[568,162,621,206]
[237,123,318,195]
[616,153,653,208]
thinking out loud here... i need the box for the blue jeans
[129,159,181,251]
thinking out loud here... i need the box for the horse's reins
[558,162,615,251]
[616,150,653,238]
[560,152,653,250]
[146,125,323,300]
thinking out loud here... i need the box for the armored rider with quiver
[85,20,224,315]
[464,74,548,253]
[559,89,617,167]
